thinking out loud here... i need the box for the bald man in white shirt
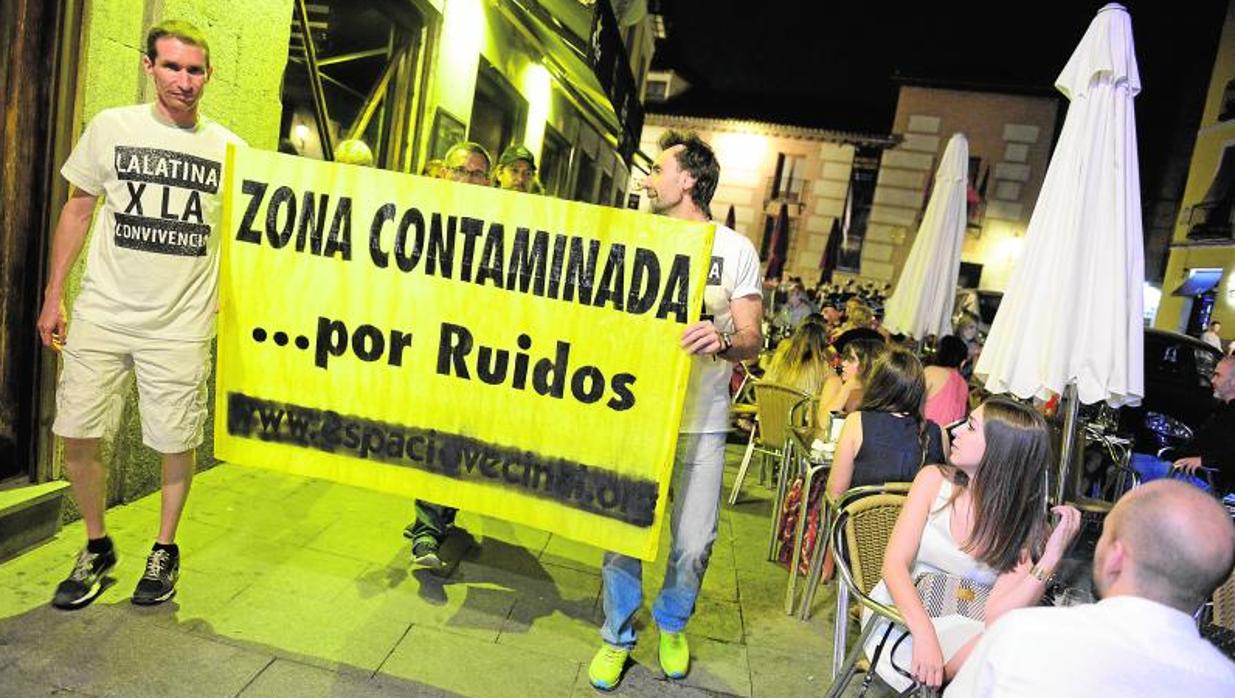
[946,480,1235,697]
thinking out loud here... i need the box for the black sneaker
[131,548,179,605]
[51,546,118,609]
[411,537,443,569]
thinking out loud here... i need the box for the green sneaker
[588,644,629,691]
[659,630,690,679]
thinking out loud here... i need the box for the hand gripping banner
[214,146,713,560]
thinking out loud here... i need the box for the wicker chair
[1213,567,1235,631]
[824,483,912,698]
[727,381,813,508]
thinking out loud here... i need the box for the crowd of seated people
[761,319,832,396]
[865,397,1080,691]
[924,335,971,429]
[755,279,1234,695]
[826,347,947,500]
[817,337,884,419]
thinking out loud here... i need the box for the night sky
[652,0,1230,194]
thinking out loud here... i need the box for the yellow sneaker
[588,644,629,691]
[659,630,690,679]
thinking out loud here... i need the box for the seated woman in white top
[863,397,1082,692]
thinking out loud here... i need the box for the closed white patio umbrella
[884,133,969,340]
[976,3,1144,411]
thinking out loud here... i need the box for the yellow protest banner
[214,146,714,560]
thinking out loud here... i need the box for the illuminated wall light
[523,62,551,159]
[1143,283,1162,324]
[711,132,769,175]
[998,234,1024,265]
[438,0,486,114]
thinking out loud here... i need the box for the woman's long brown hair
[955,397,1051,572]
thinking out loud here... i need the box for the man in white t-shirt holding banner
[37,20,244,609]
[589,131,764,689]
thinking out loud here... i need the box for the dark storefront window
[469,61,526,169]
[282,2,428,169]
[540,126,570,197]
[574,151,597,202]
[598,170,613,208]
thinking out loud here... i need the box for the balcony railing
[766,176,807,204]
[1187,201,1234,241]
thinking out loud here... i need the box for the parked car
[947,290,1219,457]
[1120,328,1224,454]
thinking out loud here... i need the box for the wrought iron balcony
[766,176,807,205]
[1187,201,1234,241]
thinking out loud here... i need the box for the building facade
[637,114,897,283]
[1154,1,1235,339]
[871,83,1061,292]
[0,0,656,534]
[638,83,1062,294]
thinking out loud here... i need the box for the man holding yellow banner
[215,128,717,566]
[589,131,763,690]
[38,20,244,609]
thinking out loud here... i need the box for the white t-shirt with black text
[679,223,763,434]
[61,103,244,341]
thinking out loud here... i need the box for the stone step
[0,480,70,562]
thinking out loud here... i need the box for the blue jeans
[600,432,726,648]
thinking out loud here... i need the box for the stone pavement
[0,445,874,697]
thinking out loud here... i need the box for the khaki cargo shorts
[52,318,211,454]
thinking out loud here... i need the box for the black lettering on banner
[656,254,692,323]
[369,202,396,268]
[437,322,473,378]
[607,374,637,412]
[322,197,352,260]
[547,233,568,299]
[112,212,210,256]
[315,317,348,369]
[533,340,570,399]
[457,217,484,283]
[627,248,660,313]
[266,186,296,248]
[506,228,548,296]
[395,208,425,272]
[352,324,385,362]
[297,191,331,254]
[562,237,600,305]
[477,345,509,385]
[593,243,626,311]
[114,146,221,193]
[571,366,605,404]
[236,179,267,243]
[203,388,673,527]
[423,323,637,411]
[475,223,505,288]
[427,213,454,278]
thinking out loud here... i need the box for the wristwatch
[717,331,734,357]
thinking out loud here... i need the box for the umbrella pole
[1056,383,1080,505]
